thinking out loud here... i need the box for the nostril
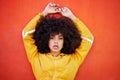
[54,40,58,44]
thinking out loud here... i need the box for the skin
[42,2,77,56]
[48,33,64,56]
[42,2,76,20]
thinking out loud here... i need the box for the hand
[61,7,76,20]
[42,2,61,16]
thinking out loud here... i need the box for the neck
[50,52,60,57]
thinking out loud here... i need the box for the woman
[22,2,94,80]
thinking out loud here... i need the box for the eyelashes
[49,35,64,40]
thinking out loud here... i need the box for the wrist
[41,11,47,16]
[69,15,76,20]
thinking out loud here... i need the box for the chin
[51,50,60,53]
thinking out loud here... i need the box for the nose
[54,38,58,44]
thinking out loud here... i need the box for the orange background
[0,0,120,80]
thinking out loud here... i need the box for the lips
[53,45,59,49]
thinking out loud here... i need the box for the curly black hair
[33,13,82,54]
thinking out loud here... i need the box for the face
[49,33,64,54]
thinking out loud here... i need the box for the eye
[59,37,63,40]
[50,36,54,39]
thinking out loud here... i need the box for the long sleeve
[22,13,41,62]
[73,18,94,64]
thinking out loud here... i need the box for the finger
[55,8,62,12]
[49,2,55,6]
[45,2,52,8]
[63,7,69,10]
[49,2,59,7]
[61,7,64,12]
[61,7,67,12]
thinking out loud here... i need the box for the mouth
[53,45,59,49]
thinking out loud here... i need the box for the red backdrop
[0,0,120,80]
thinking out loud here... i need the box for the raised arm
[74,18,94,64]
[22,2,60,62]
[22,13,41,62]
[61,7,94,63]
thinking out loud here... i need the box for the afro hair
[33,13,82,54]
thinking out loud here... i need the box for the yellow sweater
[22,13,94,80]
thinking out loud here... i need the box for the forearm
[74,18,94,64]
[61,8,94,41]
[22,13,42,62]
[73,18,94,43]
[22,13,41,38]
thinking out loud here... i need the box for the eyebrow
[59,34,63,37]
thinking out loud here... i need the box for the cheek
[48,40,55,49]
[59,40,64,47]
